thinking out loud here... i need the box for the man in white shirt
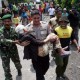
[48,4,55,18]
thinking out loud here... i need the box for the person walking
[53,16,79,80]
[23,9,63,80]
[0,14,22,80]
[48,4,55,18]
[20,8,28,26]
[25,9,51,80]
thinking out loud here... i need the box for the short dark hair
[55,9,62,14]
[31,9,40,16]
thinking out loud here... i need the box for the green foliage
[7,0,28,3]
[7,0,80,11]
[61,0,66,8]
[54,0,79,10]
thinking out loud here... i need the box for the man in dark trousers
[20,9,64,80]
[54,16,79,80]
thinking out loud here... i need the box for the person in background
[1,8,12,18]
[45,1,49,15]
[13,10,20,27]
[12,3,18,14]
[48,10,62,32]
[0,14,22,80]
[20,8,28,26]
[48,3,55,18]
[39,5,43,20]
[62,8,68,17]
[26,9,32,23]
[27,2,31,11]
[68,8,79,42]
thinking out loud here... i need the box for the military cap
[2,14,12,20]
[59,16,69,23]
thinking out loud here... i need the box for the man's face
[59,21,68,29]
[57,12,62,18]
[32,14,40,26]
[3,19,12,28]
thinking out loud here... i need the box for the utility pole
[0,0,2,13]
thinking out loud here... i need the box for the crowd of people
[0,1,80,80]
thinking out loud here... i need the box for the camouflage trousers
[0,51,22,80]
[54,53,69,77]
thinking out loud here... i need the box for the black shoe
[61,74,69,80]
[17,69,22,76]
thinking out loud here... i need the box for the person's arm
[72,39,79,48]
[48,21,52,27]
[46,33,65,54]
[19,34,46,46]
[71,30,80,51]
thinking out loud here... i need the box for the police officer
[25,9,51,80]
[23,9,64,80]
[0,14,22,80]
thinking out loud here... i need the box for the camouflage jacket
[0,26,18,52]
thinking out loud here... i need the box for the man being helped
[0,14,22,80]
[54,16,79,80]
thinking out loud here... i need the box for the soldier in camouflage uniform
[0,14,22,80]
